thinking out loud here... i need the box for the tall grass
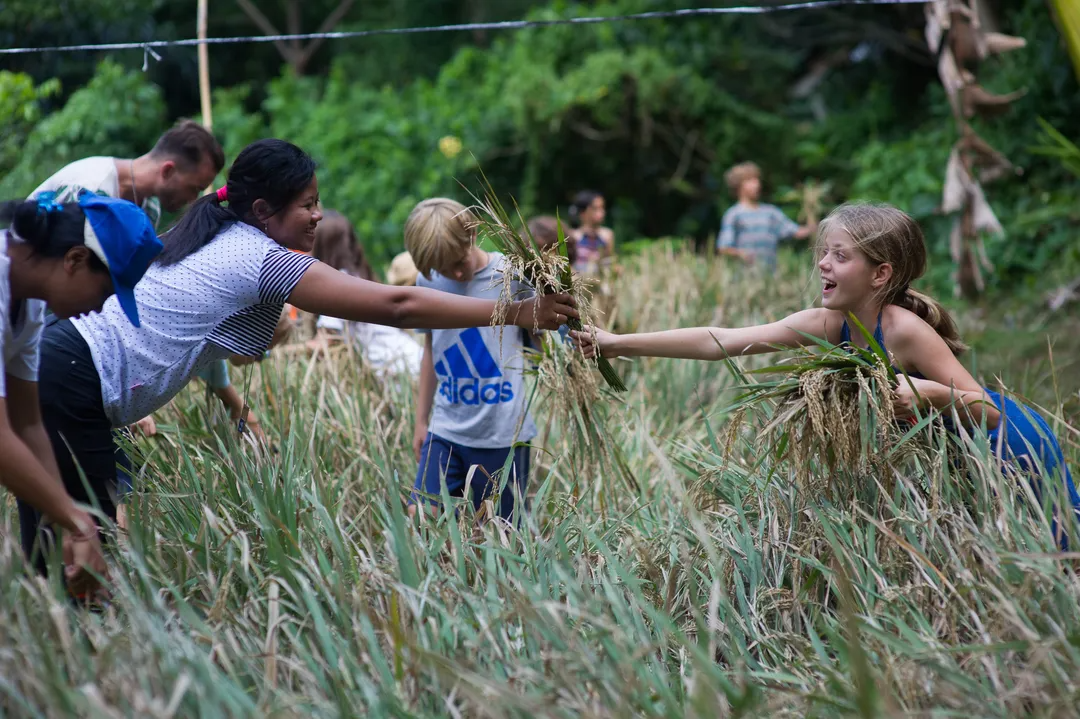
[2,247,1078,718]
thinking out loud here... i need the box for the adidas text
[439,378,515,405]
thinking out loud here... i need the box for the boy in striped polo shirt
[716,162,816,272]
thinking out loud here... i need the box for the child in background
[308,211,423,378]
[387,250,420,288]
[576,202,1077,547]
[569,191,614,274]
[717,162,816,272]
[527,215,577,266]
[407,198,537,523]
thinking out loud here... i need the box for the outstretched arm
[891,319,1000,429]
[573,308,837,361]
[288,262,576,331]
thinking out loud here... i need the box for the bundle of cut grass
[720,318,928,496]
[469,177,627,393]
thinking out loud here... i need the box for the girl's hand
[133,416,157,437]
[63,514,109,597]
[245,413,267,445]
[893,376,937,420]
[569,325,619,359]
[517,294,578,331]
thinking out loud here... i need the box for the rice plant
[1,245,1078,718]
[468,177,627,393]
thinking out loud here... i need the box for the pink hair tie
[215,186,228,202]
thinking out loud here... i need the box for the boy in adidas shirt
[407,198,537,522]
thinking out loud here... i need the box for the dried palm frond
[468,174,627,392]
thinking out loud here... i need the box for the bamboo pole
[197,0,212,131]
[1051,0,1080,82]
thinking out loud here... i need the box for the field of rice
[2,246,1078,718]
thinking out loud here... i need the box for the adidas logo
[435,328,514,406]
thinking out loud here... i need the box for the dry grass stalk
[467,175,627,392]
[722,328,927,503]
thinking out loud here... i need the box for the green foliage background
[1,0,1078,290]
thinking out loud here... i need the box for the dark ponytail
[157,138,317,265]
[894,287,968,356]
[0,199,107,272]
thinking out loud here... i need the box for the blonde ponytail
[895,288,968,356]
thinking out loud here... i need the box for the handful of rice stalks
[469,179,626,393]
[778,178,833,226]
[722,317,925,495]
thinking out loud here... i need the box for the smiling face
[817,227,892,312]
[265,175,323,252]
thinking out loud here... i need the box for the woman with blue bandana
[1,191,161,595]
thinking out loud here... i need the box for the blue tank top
[841,313,1076,517]
[839,313,924,379]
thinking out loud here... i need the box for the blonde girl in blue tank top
[574,202,1077,545]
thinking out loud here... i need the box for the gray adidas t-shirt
[418,252,538,448]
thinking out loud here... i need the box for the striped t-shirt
[716,203,799,270]
[73,222,315,426]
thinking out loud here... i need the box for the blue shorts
[984,391,1078,546]
[412,434,530,521]
[985,391,1075,497]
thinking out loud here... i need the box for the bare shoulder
[599,226,615,242]
[882,304,936,342]
[881,304,949,359]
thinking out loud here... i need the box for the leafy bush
[0,60,165,200]
[0,71,61,183]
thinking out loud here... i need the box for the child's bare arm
[211,385,265,443]
[413,335,436,461]
[892,318,1001,429]
[716,246,754,262]
[573,308,835,360]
